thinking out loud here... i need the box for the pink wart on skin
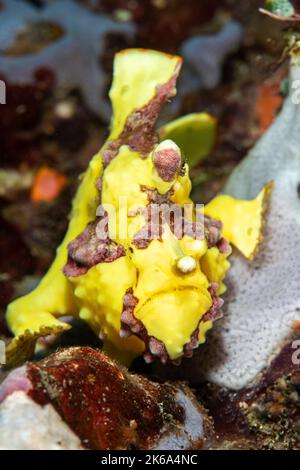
[133,202,202,249]
[133,187,199,250]
[203,283,224,322]
[184,329,200,359]
[152,144,182,182]
[132,188,176,249]
[204,216,223,248]
[133,200,226,252]
[217,237,231,254]
[183,283,224,359]
[120,288,169,364]
[64,217,125,277]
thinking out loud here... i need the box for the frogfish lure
[5,49,270,367]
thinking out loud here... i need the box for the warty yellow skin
[5,49,268,366]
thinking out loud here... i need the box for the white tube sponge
[200,62,300,390]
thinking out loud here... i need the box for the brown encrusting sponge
[0,347,215,450]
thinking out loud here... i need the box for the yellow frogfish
[5,49,270,367]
